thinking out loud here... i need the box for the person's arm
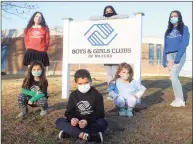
[45,27,50,51]
[94,91,105,119]
[64,93,76,122]
[23,29,29,49]
[174,26,190,64]
[108,14,129,19]
[29,93,45,103]
[89,14,129,21]
[21,88,45,103]
[133,80,146,98]
[108,81,119,99]
[85,90,105,126]
[89,16,105,21]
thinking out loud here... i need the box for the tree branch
[2,2,39,19]
[2,9,26,19]
[3,3,37,10]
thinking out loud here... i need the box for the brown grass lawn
[1,74,192,144]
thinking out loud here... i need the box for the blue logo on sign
[84,23,118,46]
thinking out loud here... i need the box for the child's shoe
[17,112,26,119]
[107,96,113,101]
[126,108,133,117]
[59,130,70,139]
[75,138,87,144]
[88,132,103,143]
[40,108,48,116]
[119,108,127,116]
[16,107,28,119]
[170,99,185,107]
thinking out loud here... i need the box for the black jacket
[65,87,105,126]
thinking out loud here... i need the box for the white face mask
[78,83,91,94]
[120,74,130,80]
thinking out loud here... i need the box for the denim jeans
[166,52,186,102]
[114,94,139,108]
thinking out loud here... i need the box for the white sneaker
[40,110,48,116]
[107,96,113,101]
[170,99,185,107]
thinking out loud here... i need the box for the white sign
[62,13,144,99]
[69,19,138,64]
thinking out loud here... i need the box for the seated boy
[55,69,108,143]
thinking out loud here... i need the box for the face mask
[104,13,114,17]
[170,17,178,25]
[120,74,130,80]
[32,70,42,77]
[78,83,91,94]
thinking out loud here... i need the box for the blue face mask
[32,70,42,77]
[170,17,178,25]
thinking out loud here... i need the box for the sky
[2,2,192,38]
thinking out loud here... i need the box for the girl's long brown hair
[24,12,49,37]
[22,60,47,89]
[111,62,134,83]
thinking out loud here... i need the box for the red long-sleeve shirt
[24,27,50,52]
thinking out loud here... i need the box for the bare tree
[2,2,39,19]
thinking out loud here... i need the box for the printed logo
[77,101,93,115]
[167,29,182,38]
[84,23,118,46]
[31,31,43,38]
[30,85,42,94]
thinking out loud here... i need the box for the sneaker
[126,108,133,117]
[107,96,113,101]
[58,130,70,139]
[40,109,48,116]
[16,112,26,119]
[170,99,185,107]
[88,132,103,143]
[75,138,87,144]
[119,108,127,116]
[16,107,28,119]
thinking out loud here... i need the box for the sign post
[62,18,73,99]
[133,12,145,82]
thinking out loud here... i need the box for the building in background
[1,28,192,77]
[1,31,9,75]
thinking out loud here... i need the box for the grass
[1,75,192,144]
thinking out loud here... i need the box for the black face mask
[104,13,114,17]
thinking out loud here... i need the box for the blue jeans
[114,94,139,108]
[55,118,108,138]
[166,52,186,102]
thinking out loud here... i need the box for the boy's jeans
[166,52,186,102]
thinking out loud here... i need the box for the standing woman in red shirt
[23,12,50,68]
